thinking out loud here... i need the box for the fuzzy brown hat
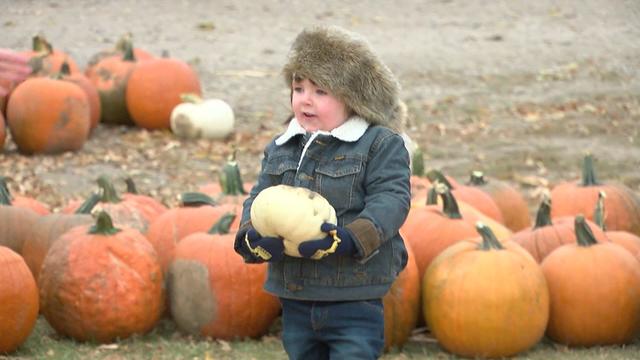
[283,26,402,127]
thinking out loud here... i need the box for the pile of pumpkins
[0,34,235,155]
[2,149,640,358]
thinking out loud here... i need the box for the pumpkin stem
[426,169,455,190]
[435,184,463,220]
[32,34,53,54]
[533,195,553,229]
[179,192,218,207]
[96,175,122,203]
[75,192,100,214]
[575,215,598,247]
[0,177,13,205]
[60,60,71,76]
[124,177,138,194]
[219,150,247,196]
[593,191,607,230]
[207,213,236,235]
[122,40,136,62]
[581,154,600,186]
[89,211,121,235]
[179,93,204,104]
[476,222,504,250]
[467,170,487,186]
[114,32,134,52]
[426,186,438,205]
[411,148,425,177]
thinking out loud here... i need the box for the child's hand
[298,223,356,259]
[241,228,285,262]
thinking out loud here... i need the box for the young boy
[234,25,411,359]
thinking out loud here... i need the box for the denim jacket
[234,116,411,301]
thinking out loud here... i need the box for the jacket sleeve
[345,132,411,260]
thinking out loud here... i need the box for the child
[234,25,411,359]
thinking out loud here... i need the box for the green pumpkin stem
[426,169,455,190]
[180,192,218,207]
[581,154,600,186]
[179,93,203,104]
[436,184,463,220]
[593,191,607,230]
[75,192,100,214]
[124,177,138,194]
[97,175,122,203]
[533,195,553,228]
[476,222,504,250]
[0,177,13,205]
[411,149,425,177]
[575,215,598,247]
[207,213,236,235]
[122,40,136,62]
[426,186,438,205]
[219,150,247,196]
[467,171,487,186]
[89,211,121,235]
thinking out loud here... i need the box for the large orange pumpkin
[59,61,101,133]
[0,246,39,353]
[39,211,164,343]
[6,77,90,154]
[511,196,608,263]
[126,57,201,130]
[594,191,640,262]
[383,245,420,351]
[423,224,549,358]
[541,216,640,346]
[146,192,240,274]
[167,213,280,339]
[551,154,640,236]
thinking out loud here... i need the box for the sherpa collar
[275,116,370,145]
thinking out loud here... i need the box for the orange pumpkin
[401,188,478,280]
[146,192,241,274]
[0,176,50,215]
[0,246,39,353]
[423,224,549,358]
[0,186,39,253]
[6,77,90,154]
[167,213,280,339]
[22,35,80,76]
[86,43,138,125]
[85,34,154,79]
[0,111,5,149]
[551,154,640,236]
[383,245,420,351]
[541,216,640,346]
[594,191,640,261]
[426,169,505,224]
[39,211,164,343]
[467,171,531,231]
[126,57,201,130]
[511,196,608,263]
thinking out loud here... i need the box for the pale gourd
[250,185,337,257]
[170,93,234,140]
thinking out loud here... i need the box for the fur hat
[283,26,402,127]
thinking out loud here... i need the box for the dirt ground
[1,0,639,212]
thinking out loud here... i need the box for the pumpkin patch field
[2,0,640,359]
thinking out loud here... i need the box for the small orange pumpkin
[22,35,80,76]
[59,61,101,133]
[594,191,640,261]
[126,57,201,130]
[6,77,90,154]
[0,246,39,353]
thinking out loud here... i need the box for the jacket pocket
[264,156,298,185]
[315,155,364,213]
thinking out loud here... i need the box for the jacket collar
[275,116,370,145]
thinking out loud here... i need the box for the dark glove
[298,223,357,260]
[238,228,284,262]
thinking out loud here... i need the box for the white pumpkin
[170,93,234,139]
[250,185,337,257]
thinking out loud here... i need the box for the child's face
[291,78,349,132]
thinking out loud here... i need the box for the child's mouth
[303,112,316,118]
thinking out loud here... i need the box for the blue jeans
[280,298,385,360]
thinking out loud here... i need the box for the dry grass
[5,317,640,360]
